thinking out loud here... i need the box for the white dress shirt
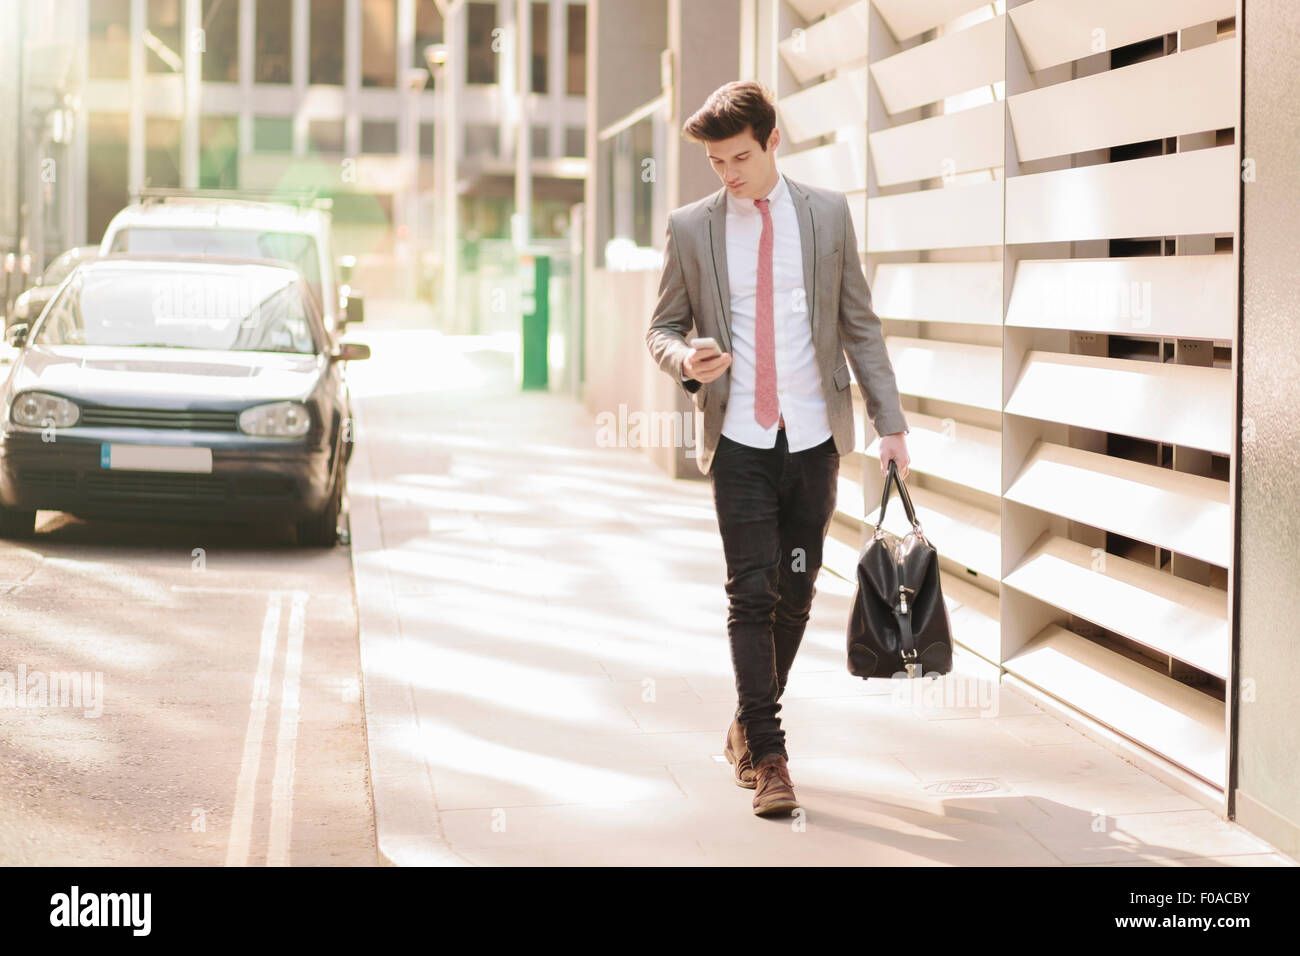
[721,172,832,452]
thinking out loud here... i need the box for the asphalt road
[0,510,375,865]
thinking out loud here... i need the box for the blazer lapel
[706,187,734,354]
[784,176,818,336]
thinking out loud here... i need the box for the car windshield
[109,227,323,306]
[32,268,320,354]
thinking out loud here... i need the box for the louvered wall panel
[874,0,994,42]
[778,131,868,194]
[780,68,868,144]
[867,180,1003,250]
[1004,533,1229,678]
[1008,40,1236,162]
[832,0,1238,806]
[779,1,869,85]
[788,0,859,22]
[873,261,1002,326]
[1005,256,1234,340]
[1005,351,1234,455]
[1006,146,1237,244]
[886,336,1002,411]
[864,410,1001,497]
[1005,441,1231,568]
[1004,625,1226,788]
[870,14,1004,115]
[869,100,1003,186]
[1008,0,1236,73]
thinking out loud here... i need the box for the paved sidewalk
[345,301,1291,867]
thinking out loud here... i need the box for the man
[645,80,911,817]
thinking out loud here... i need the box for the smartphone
[690,337,720,354]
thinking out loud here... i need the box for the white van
[99,190,363,339]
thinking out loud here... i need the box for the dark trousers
[708,429,839,764]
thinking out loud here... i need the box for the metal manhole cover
[923,779,1000,794]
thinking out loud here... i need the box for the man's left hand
[878,432,910,480]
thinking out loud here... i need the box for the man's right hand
[683,346,732,384]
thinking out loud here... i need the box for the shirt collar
[727,171,786,215]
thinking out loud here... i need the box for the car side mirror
[332,342,370,363]
[344,291,364,325]
[5,323,28,348]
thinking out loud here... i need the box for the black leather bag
[847,460,954,679]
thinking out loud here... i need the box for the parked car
[0,254,369,545]
[99,189,364,341]
[6,245,100,329]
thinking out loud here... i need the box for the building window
[362,0,397,88]
[146,0,184,74]
[566,3,586,95]
[256,0,292,84]
[307,119,345,154]
[531,125,548,159]
[466,2,498,85]
[89,0,131,81]
[254,117,294,152]
[414,0,444,71]
[530,2,548,93]
[419,122,436,157]
[564,126,585,158]
[361,120,398,154]
[200,0,239,82]
[200,116,239,188]
[310,0,344,85]
[145,117,182,187]
[464,123,497,158]
[87,114,130,243]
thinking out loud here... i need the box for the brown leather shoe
[752,753,799,816]
[724,719,756,789]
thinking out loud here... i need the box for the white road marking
[224,592,281,867]
[267,591,309,866]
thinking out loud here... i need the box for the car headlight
[238,401,312,437]
[12,391,79,428]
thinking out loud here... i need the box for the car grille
[17,469,78,496]
[85,471,229,503]
[77,406,240,431]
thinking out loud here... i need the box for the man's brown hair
[682,80,778,150]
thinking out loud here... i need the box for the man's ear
[768,127,780,151]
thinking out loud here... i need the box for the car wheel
[0,505,37,539]
[295,466,343,548]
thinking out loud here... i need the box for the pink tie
[753,198,778,429]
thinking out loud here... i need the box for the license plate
[100,443,213,474]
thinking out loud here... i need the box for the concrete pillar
[668,0,741,208]
[128,0,145,194]
[292,0,308,154]
[182,0,200,187]
[1234,0,1300,862]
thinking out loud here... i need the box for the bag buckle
[897,584,915,615]
[901,646,919,678]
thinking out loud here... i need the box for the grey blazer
[645,174,909,476]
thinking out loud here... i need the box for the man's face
[705,125,780,201]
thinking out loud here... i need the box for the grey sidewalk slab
[346,302,1291,867]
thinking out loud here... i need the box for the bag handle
[875,459,922,534]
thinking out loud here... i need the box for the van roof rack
[130,187,332,212]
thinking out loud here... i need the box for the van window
[109,227,323,308]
